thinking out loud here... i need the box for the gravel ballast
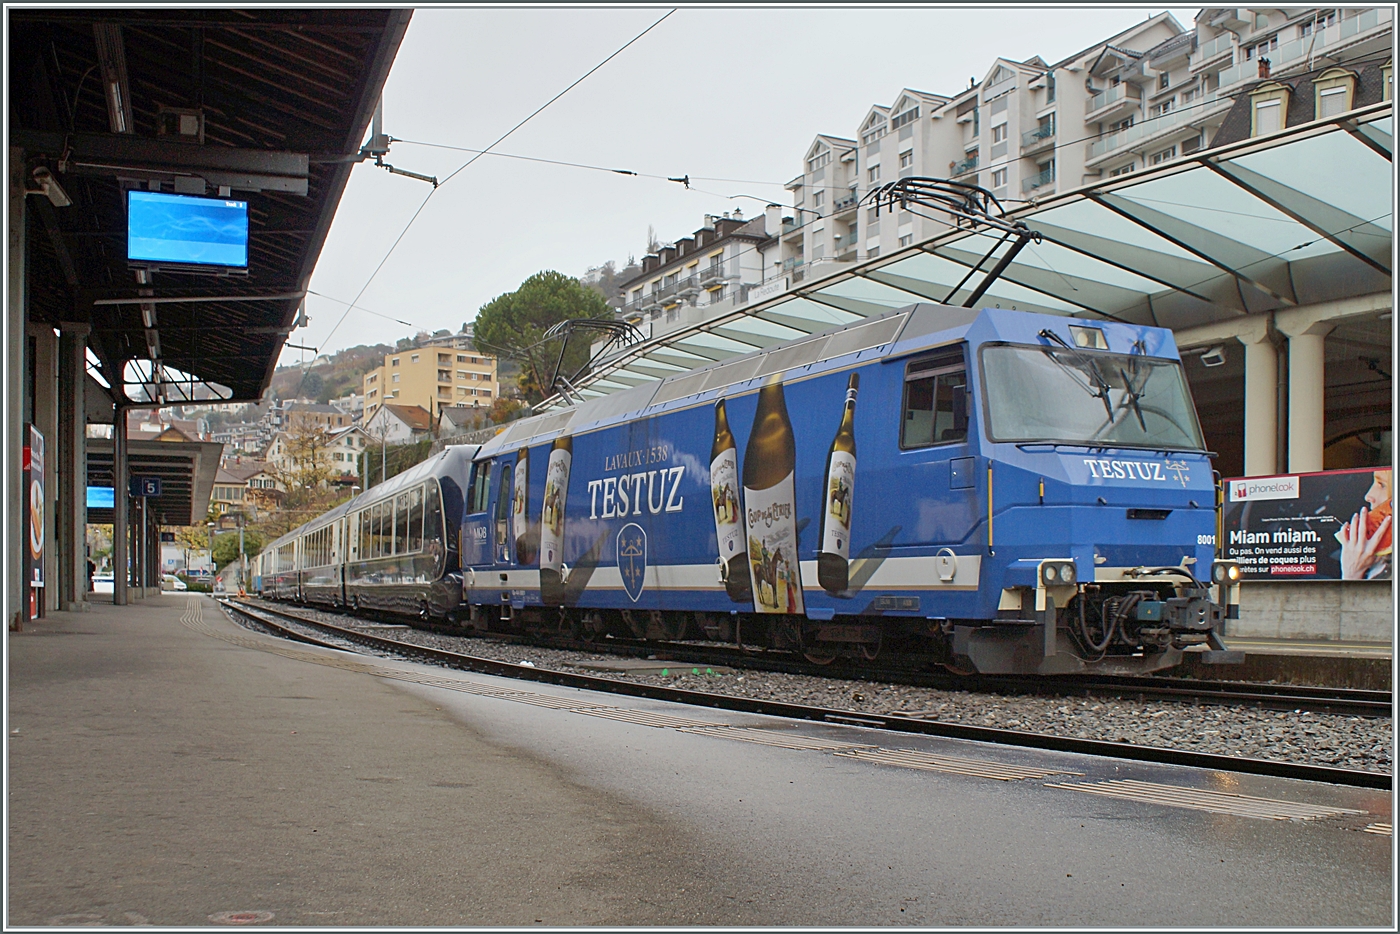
[229,600,1393,775]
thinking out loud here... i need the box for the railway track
[233,597,1391,718]
[220,597,1391,791]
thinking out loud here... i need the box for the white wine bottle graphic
[742,377,803,614]
[538,435,572,605]
[710,398,751,603]
[819,372,859,594]
[512,447,531,564]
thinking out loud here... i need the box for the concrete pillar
[113,407,128,605]
[58,323,89,609]
[27,324,58,613]
[1240,331,1279,477]
[8,148,26,629]
[1283,327,1331,474]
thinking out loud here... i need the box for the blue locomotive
[457,303,1240,674]
[252,303,1242,675]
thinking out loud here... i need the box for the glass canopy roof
[559,103,1392,407]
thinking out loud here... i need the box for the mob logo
[617,522,647,602]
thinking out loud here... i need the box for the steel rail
[220,598,1391,791]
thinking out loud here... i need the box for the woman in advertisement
[1340,469,1392,580]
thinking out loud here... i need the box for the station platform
[1181,636,1392,690]
[6,594,728,927]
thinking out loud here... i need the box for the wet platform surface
[8,595,1392,927]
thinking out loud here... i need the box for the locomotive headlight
[1042,561,1076,585]
[1211,561,1242,585]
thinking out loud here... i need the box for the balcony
[781,257,804,272]
[1190,33,1234,73]
[1084,84,1142,121]
[833,192,859,213]
[1021,166,1055,193]
[950,154,978,177]
[675,274,700,299]
[699,265,726,287]
[1020,122,1055,152]
[1086,95,1228,165]
[781,218,802,237]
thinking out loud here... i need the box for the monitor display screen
[127,190,249,268]
[86,486,114,509]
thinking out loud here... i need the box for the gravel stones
[233,601,1392,774]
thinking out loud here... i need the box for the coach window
[372,501,386,558]
[495,464,513,562]
[395,493,412,555]
[900,348,969,448]
[424,482,443,551]
[406,486,424,553]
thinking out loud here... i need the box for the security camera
[1199,346,1226,368]
[30,166,71,208]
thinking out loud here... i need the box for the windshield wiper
[1118,368,1148,431]
[1038,329,1113,419]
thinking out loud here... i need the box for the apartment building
[613,210,781,340]
[362,345,498,421]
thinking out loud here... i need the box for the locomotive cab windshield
[980,340,1205,451]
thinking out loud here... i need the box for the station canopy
[10,9,411,404]
[569,102,1392,403]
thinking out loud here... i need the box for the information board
[1222,467,1392,581]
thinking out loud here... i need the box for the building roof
[438,406,484,432]
[1210,61,1389,149]
[222,461,273,481]
[214,468,247,485]
[374,403,435,433]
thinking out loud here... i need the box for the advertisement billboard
[1222,467,1392,581]
[25,426,45,618]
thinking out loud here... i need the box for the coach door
[889,346,981,550]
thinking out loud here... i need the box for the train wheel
[735,616,765,655]
[579,611,604,643]
[858,626,882,662]
[558,608,579,641]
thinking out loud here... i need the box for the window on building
[1150,98,1175,117]
[991,168,1007,188]
[1181,86,1201,104]
[1158,72,1170,91]
[891,106,920,129]
[1046,73,1056,103]
[1317,86,1348,117]
[991,123,1007,143]
[1108,163,1136,177]
[410,354,419,363]
[438,353,451,364]
[972,106,979,137]
[391,373,400,383]
[1112,116,1135,132]
[367,373,376,383]
[368,389,377,399]
[867,206,880,223]
[868,245,880,258]
[1254,99,1282,135]
[868,165,881,183]
[1149,146,1176,165]
[391,358,399,367]
[457,371,468,380]
[898,233,914,247]
[457,354,468,363]
[813,189,825,208]
[899,150,913,168]
[807,151,831,173]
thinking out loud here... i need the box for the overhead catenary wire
[297,8,677,398]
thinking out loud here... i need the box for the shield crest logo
[617,522,647,602]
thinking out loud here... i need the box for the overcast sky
[284,5,1200,367]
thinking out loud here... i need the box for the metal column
[113,407,128,605]
[7,147,27,629]
[58,323,89,609]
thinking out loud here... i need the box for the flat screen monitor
[86,486,114,509]
[127,190,249,268]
